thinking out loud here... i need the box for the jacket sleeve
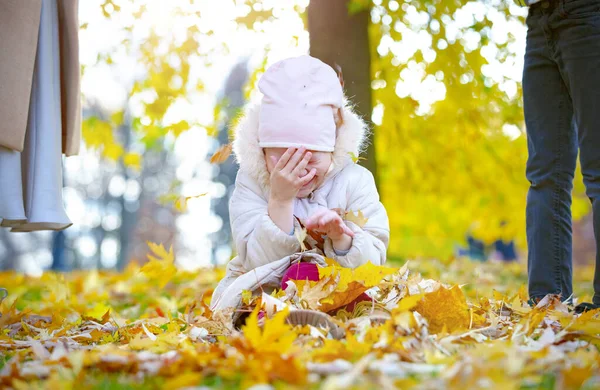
[230,173,301,272]
[323,167,390,267]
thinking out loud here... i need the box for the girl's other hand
[305,209,355,241]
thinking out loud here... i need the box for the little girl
[210,55,390,322]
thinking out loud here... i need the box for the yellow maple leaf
[140,242,177,288]
[311,333,371,363]
[522,309,547,336]
[354,261,398,286]
[294,276,338,310]
[565,308,600,336]
[241,353,307,388]
[86,302,112,322]
[241,289,253,305]
[394,293,424,313]
[414,286,471,334]
[345,210,368,228]
[242,307,296,355]
[210,143,233,164]
[294,262,396,312]
[318,261,396,292]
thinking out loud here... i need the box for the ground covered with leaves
[1,243,599,389]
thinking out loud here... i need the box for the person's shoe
[574,302,600,314]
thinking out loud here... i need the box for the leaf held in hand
[295,228,307,252]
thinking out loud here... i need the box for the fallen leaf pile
[1,243,599,389]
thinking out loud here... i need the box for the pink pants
[281,262,372,313]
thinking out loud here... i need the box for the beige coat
[0,0,81,156]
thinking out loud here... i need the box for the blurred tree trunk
[307,0,377,183]
[116,115,139,271]
[50,230,68,271]
[0,230,17,270]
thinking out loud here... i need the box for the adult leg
[554,0,600,307]
[524,3,578,303]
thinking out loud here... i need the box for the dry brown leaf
[295,274,339,310]
[295,228,308,252]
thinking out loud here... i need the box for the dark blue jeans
[525,0,600,304]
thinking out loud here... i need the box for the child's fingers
[292,152,312,177]
[318,215,340,232]
[274,147,296,171]
[305,208,326,227]
[298,168,317,186]
[283,147,306,173]
[341,223,355,237]
[335,218,355,237]
[305,208,328,228]
[319,214,335,227]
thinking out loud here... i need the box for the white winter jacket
[210,102,390,312]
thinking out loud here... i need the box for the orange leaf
[210,143,232,164]
[319,281,368,312]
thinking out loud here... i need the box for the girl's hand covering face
[267,147,317,203]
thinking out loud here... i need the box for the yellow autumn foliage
[1,242,600,388]
[370,1,591,258]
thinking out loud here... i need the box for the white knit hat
[257,55,344,152]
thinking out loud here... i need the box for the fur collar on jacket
[231,101,370,191]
